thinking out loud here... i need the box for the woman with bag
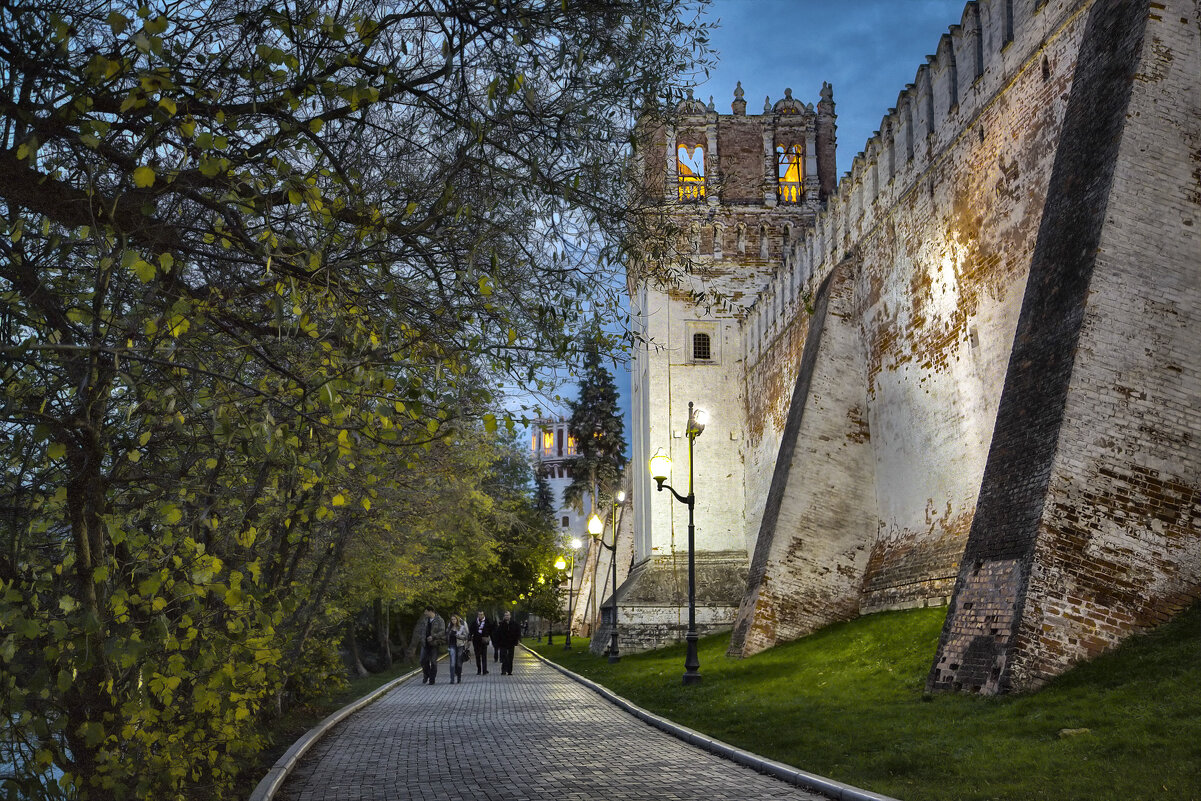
[446,613,470,684]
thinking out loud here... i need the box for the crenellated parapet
[739,0,1093,366]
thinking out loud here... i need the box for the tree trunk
[347,618,369,678]
[374,597,392,670]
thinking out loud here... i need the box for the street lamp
[564,537,582,649]
[592,490,626,662]
[648,401,706,685]
[551,557,567,645]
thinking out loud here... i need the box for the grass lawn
[531,604,1201,801]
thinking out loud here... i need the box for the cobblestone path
[277,647,828,801]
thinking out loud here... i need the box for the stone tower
[621,84,837,651]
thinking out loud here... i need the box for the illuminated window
[692,332,711,361]
[677,144,705,201]
[566,435,576,455]
[776,144,803,203]
[542,431,553,452]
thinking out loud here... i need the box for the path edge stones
[247,664,425,801]
[522,645,901,801]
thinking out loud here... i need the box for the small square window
[692,332,711,361]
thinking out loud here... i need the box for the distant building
[530,416,593,536]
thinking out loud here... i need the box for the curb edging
[521,645,901,801]
[247,664,425,801]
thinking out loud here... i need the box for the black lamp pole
[651,401,704,685]
[605,492,625,663]
[564,545,576,650]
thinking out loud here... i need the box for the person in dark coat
[490,616,502,663]
[470,610,493,675]
[494,610,521,675]
[418,606,446,685]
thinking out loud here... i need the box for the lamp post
[551,557,567,645]
[648,401,706,685]
[564,538,582,649]
[591,491,626,662]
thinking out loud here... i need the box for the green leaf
[107,11,129,34]
[133,166,156,188]
[48,442,66,460]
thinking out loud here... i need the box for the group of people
[417,608,522,685]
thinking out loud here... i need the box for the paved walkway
[277,648,829,801]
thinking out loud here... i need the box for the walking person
[490,616,502,664]
[418,606,446,685]
[494,610,521,675]
[470,611,493,675]
[446,613,469,684]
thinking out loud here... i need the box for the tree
[563,332,628,513]
[0,0,709,797]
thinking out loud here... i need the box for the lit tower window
[776,143,804,203]
[677,144,705,201]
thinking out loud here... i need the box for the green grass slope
[532,604,1201,801]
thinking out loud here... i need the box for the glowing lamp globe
[648,448,671,483]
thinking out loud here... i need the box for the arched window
[776,143,804,203]
[692,332,712,361]
[677,143,705,201]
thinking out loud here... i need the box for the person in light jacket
[446,613,469,684]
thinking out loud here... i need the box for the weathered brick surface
[737,0,1087,650]
[1006,0,1201,688]
[730,264,878,656]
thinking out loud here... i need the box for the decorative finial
[707,95,715,112]
[764,95,772,113]
[731,81,747,116]
[686,87,694,100]
[784,87,793,99]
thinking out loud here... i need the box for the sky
[545,0,969,448]
[700,0,970,178]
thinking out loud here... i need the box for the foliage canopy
[0,0,709,796]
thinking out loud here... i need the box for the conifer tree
[564,342,628,512]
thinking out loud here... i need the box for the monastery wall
[931,0,1201,693]
[732,0,1094,655]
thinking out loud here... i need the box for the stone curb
[521,645,902,801]
[247,663,426,801]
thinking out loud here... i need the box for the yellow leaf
[133,166,155,188]
[138,431,151,446]
[161,504,182,524]
[158,97,177,116]
[331,493,346,507]
[361,497,371,511]
[131,258,156,283]
[127,449,141,463]
[48,442,66,460]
